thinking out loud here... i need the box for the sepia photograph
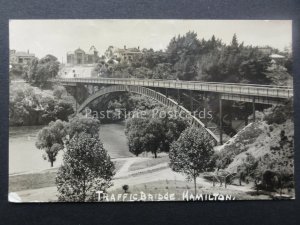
[8,19,294,202]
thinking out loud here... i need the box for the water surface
[9,122,132,174]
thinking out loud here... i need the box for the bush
[122,185,129,193]
[264,99,293,125]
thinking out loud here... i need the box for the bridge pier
[177,89,180,104]
[219,97,223,145]
[204,93,208,128]
[252,97,256,122]
[75,85,78,112]
[189,90,193,112]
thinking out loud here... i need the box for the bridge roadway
[56,77,293,104]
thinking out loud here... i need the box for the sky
[10,20,292,62]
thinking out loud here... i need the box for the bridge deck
[56,77,293,99]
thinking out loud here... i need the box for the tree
[125,115,162,157]
[56,132,115,202]
[231,33,239,50]
[54,100,74,121]
[66,116,101,139]
[24,54,59,86]
[125,106,189,158]
[169,126,215,195]
[36,120,67,167]
[9,64,24,78]
[40,96,57,123]
[53,85,67,99]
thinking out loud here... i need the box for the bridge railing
[55,78,293,99]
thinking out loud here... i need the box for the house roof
[15,52,35,57]
[270,54,285,59]
[75,48,85,53]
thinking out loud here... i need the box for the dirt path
[115,157,148,178]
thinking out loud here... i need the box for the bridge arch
[78,84,219,144]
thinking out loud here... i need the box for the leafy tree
[53,85,67,99]
[9,100,30,125]
[125,106,189,158]
[9,64,24,78]
[122,184,129,193]
[40,96,57,123]
[54,100,75,121]
[66,116,101,139]
[36,120,67,167]
[24,54,59,86]
[125,114,163,157]
[56,132,115,202]
[9,86,42,125]
[9,83,74,126]
[125,121,146,156]
[264,99,293,124]
[169,126,215,195]
[22,58,39,82]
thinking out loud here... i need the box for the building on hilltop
[10,49,35,65]
[258,46,273,55]
[104,45,143,63]
[67,46,99,65]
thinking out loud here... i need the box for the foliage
[66,115,101,139]
[169,126,215,194]
[9,85,74,126]
[9,87,39,125]
[215,104,294,194]
[54,100,75,121]
[23,54,60,86]
[215,122,263,169]
[125,112,164,158]
[40,96,74,124]
[122,185,129,193]
[56,132,115,202]
[264,99,293,125]
[9,64,24,79]
[35,120,67,167]
[93,94,162,122]
[125,106,189,158]
[98,32,288,85]
[53,85,67,99]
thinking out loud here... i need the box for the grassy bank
[129,155,169,172]
[9,160,125,192]
[107,180,271,201]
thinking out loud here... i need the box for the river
[9,122,132,175]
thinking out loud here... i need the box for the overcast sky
[10,20,292,62]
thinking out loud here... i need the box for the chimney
[138,46,140,50]
[27,50,29,54]
[124,45,126,50]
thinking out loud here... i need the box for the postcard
[8,19,294,202]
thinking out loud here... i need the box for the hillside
[215,101,294,194]
[217,119,293,173]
